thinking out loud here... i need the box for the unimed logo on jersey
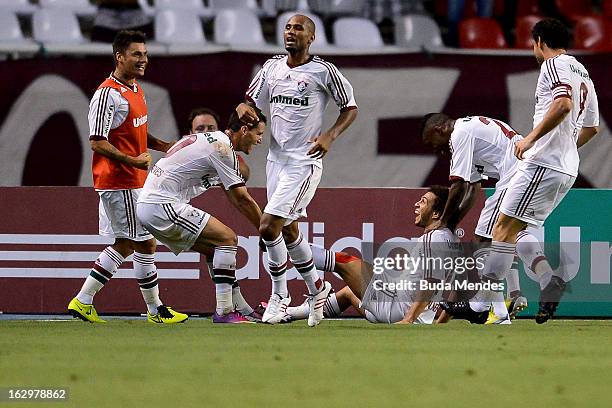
[133,115,148,128]
[269,94,309,106]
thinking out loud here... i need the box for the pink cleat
[212,310,254,324]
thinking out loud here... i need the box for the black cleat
[535,276,566,324]
[440,301,488,324]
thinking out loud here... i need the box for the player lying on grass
[283,186,463,324]
[421,113,562,324]
[136,108,266,323]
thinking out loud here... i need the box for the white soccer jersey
[449,116,522,189]
[526,54,599,176]
[246,55,357,166]
[88,75,140,139]
[138,131,244,204]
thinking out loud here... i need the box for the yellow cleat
[484,308,497,325]
[147,305,189,324]
[68,297,106,323]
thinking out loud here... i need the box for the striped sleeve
[315,57,357,111]
[246,57,277,108]
[88,87,119,140]
[448,127,475,182]
[545,58,572,100]
[420,230,448,281]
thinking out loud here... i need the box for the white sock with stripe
[77,246,124,304]
[506,257,521,297]
[477,241,515,308]
[310,244,336,272]
[516,230,553,289]
[213,246,237,315]
[134,252,162,315]
[263,234,288,297]
[287,232,322,295]
[323,293,341,318]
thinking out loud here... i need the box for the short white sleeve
[245,58,274,109]
[323,62,357,111]
[88,87,128,139]
[545,58,572,100]
[449,127,476,182]
[209,142,245,190]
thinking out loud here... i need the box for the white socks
[134,252,162,315]
[77,246,124,304]
[263,234,289,297]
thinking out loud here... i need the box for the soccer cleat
[68,297,106,323]
[286,298,310,322]
[485,313,512,325]
[262,294,291,324]
[506,295,528,319]
[147,305,189,324]
[535,276,566,324]
[439,301,488,324]
[212,310,254,324]
[307,281,332,327]
[244,302,266,323]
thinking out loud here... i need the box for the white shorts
[265,161,322,225]
[475,188,507,239]
[136,202,210,255]
[499,163,575,227]
[98,189,153,241]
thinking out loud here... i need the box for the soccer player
[478,18,599,323]
[68,30,187,324]
[136,108,267,323]
[285,186,461,325]
[420,113,554,323]
[185,107,260,319]
[236,14,358,326]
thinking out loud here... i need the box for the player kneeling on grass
[285,186,462,324]
[136,108,266,323]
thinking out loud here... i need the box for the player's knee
[219,231,238,247]
[259,222,279,240]
[491,215,523,242]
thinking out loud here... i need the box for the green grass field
[1,319,611,408]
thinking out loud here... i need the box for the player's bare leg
[192,216,251,323]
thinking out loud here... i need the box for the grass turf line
[1,320,611,408]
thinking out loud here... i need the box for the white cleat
[262,293,291,324]
[286,299,310,322]
[307,281,332,327]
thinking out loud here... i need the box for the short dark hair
[112,30,147,61]
[187,107,221,132]
[419,113,450,139]
[428,185,449,215]
[531,18,570,50]
[227,106,267,132]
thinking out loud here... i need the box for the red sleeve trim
[89,135,106,141]
[449,176,464,182]
[227,182,245,190]
[340,106,358,113]
[553,95,571,100]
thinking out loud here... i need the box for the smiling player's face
[117,42,148,78]
[414,192,436,227]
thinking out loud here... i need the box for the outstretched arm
[224,186,262,231]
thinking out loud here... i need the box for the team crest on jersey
[297,80,308,93]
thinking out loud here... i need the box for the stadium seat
[0,11,40,55]
[333,17,383,48]
[459,18,507,49]
[155,9,206,45]
[394,14,443,50]
[514,15,540,49]
[208,0,258,11]
[33,8,110,54]
[214,9,265,46]
[516,0,541,17]
[276,11,329,48]
[262,0,309,17]
[573,16,610,51]
[554,0,593,22]
[39,0,97,17]
[309,0,367,17]
[154,0,211,17]
[0,0,38,15]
